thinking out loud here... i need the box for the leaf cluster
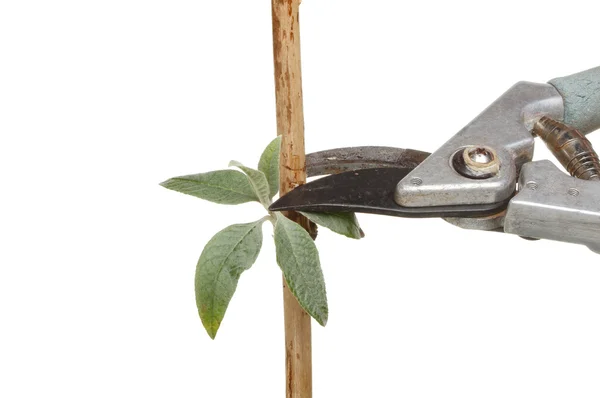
[160,137,362,338]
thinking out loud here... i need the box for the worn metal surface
[395,82,564,207]
[269,167,510,218]
[505,161,600,252]
[444,211,506,232]
[306,146,430,177]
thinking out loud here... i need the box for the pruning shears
[270,67,600,253]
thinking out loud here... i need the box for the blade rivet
[410,177,423,186]
[526,181,538,190]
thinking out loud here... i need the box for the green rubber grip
[549,66,600,134]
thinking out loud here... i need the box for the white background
[1,1,599,397]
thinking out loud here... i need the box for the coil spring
[533,117,600,181]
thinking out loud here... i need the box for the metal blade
[306,146,430,177]
[269,167,510,218]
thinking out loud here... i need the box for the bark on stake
[271,0,315,397]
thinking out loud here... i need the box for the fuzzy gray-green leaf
[274,214,328,326]
[196,220,265,339]
[300,212,363,239]
[258,136,281,199]
[229,161,271,208]
[160,170,258,205]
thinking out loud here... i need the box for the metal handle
[505,160,600,254]
[549,66,600,135]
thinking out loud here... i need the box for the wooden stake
[271,1,314,397]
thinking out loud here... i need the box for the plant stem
[271,0,315,397]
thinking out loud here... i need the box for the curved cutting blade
[269,167,510,218]
[306,146,430,177]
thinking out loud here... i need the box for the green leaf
[274,214,328,326]
[300,212,363,239]
[258,136,281,199]
[196,220,265,339]
[160,170,258,205]
[229,161,271,208]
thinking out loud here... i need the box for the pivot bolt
[467,147,494,164]
[452,146,500,179]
